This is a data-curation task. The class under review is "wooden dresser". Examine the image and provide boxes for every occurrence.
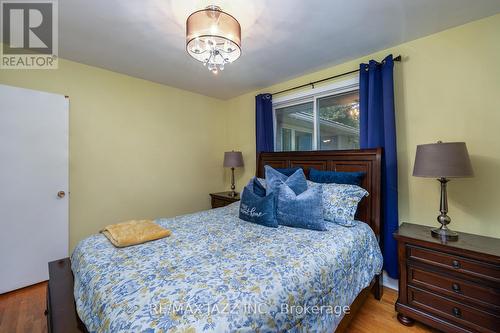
[394,223,500,333]
[209,191,240,208]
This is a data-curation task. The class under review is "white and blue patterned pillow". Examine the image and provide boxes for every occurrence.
[308,181,369,227]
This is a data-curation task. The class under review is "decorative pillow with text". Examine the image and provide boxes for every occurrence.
[239,177,277,227]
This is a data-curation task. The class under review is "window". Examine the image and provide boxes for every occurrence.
[273,78,359,151]
[275,102,313,151]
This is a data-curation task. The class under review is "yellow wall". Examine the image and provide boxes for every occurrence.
[0,59,228,250]
[223,14,500,238]
[1,14,498,251]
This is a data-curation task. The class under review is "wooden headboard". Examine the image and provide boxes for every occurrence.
[256,148,382,237]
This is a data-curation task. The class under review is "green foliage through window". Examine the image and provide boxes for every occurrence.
[319,103,359,129]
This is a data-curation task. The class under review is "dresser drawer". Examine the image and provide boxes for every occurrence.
[211,198,229,208]
[408,286,500,332]
[407,245,500,283]
[408,265,500,309]
[210,192,240,209]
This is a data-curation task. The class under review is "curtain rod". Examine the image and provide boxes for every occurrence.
[271,55,401,96]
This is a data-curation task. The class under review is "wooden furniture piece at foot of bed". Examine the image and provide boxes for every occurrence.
[46,258,88,333]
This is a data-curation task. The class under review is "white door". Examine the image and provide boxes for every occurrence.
[0,84,69,293]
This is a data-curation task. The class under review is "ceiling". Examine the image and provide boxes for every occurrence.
[59,0,500,99]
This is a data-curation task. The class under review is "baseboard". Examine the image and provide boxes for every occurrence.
[382,270,398,291]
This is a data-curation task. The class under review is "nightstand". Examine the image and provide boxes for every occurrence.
[394,223,500,333]
[210,191,240,209]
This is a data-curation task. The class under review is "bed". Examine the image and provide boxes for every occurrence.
[47,148,384,333]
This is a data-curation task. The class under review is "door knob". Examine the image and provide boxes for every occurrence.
[57,191,66,198]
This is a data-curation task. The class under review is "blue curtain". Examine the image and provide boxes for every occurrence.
[359,54,399,279]
[255,94,274,153]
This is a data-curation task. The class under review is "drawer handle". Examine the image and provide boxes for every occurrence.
[452,307,461,318]
[451,283,461,293]
[452,260,461,269]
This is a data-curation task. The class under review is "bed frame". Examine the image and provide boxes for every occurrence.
[47,148,383,333]
[256,149,382,238]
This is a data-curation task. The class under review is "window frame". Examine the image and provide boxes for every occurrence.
[272,77,360,151]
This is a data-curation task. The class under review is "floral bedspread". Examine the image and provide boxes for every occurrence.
[71,202,383,333]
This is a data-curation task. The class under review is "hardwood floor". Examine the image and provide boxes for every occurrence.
[0,284,436,333]
[347,288,438,333]
[0,282,47,333]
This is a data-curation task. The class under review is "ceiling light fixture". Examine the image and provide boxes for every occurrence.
[186,5,241,74]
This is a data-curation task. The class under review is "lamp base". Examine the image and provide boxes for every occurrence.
[431,178,458,242]
[228,191,238,198]
[431,227,458,241]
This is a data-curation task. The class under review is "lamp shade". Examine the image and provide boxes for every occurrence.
[413,142,473,178]
[223,151,244,168]
[186,5,241,72]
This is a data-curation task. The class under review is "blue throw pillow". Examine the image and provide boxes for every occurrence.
[256,177,266,190]
[251,177,267,197]
[239,177,277,227]
[265,165,307,196]
[275,167,302,177]
[276,183,327,231]
[309,168,365,186]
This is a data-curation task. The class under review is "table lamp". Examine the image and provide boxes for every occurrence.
[413,141,473,241]
[224,151,244,197]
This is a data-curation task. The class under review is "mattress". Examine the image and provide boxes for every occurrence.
[71,202,383,332]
